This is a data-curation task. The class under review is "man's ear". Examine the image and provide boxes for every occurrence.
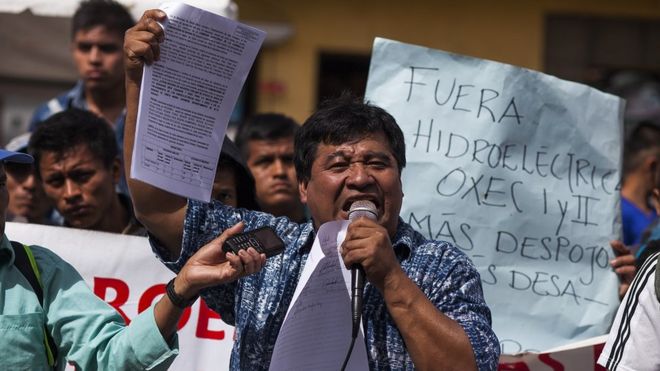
[643,154,658,173]
[646,155,659,185]
[298,180,308,204]
[111,157,122,185]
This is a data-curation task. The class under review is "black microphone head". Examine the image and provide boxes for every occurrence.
[348,200,377,221]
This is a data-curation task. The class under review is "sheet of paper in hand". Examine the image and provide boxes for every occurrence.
[270,220,368,371]
[132,2,264,201]
[364,37,624,353]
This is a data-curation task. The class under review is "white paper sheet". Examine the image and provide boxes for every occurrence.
[364,37,624,352]
[269,220,369,371]
[131,2,264,201]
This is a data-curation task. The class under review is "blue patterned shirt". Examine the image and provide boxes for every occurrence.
[152,200,499,370]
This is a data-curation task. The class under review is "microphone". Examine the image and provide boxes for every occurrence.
[347,200,377,339]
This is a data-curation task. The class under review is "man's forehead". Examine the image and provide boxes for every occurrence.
[73,25,123,42]
[249,137,294,147]
[248,138,294,154]
[40,145,101,168]
[318,134,394,158]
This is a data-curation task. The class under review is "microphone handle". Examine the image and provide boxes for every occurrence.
[351,265,365,339]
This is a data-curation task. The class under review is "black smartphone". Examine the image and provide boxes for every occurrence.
[222,226,285,258]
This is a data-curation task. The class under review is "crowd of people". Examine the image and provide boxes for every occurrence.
[2,0,660,370]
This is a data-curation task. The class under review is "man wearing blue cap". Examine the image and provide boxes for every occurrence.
[0,148,262,369]
[4,132,59,225]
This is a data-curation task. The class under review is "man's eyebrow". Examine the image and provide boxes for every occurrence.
[253,153,275,160]
[43,171,63,180]
[251,156,275,167]
[324,150,393,160]
[363,151,392,160]
[324,151,350,161]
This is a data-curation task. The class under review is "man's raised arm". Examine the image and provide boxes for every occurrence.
[123,10,185,257]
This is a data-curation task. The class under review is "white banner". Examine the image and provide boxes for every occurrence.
[6,222,234,370]
[365,37,624,352]
[498,336,607,371]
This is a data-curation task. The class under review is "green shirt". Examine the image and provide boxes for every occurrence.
[0,234,178,370]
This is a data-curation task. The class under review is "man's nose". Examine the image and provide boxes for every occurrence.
[346,163,373,188]
[89,46,102,63]
[272,159,287,176]
[22,174,37,190]
[63,179,82,201]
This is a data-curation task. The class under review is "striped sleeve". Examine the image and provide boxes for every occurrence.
[598,251,660,370]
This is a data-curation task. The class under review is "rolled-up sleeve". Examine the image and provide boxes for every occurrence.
[37,246,178,370]
[420,241,500,371]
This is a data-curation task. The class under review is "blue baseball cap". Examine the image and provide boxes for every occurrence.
[5,132,30,153]
[0,148,33,164]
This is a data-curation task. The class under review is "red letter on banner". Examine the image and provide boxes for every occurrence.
[593,343,607,371]
[538,354,564,371]
[196,299,225,340]
[138,283,191,330]
[498,362,531,371]
[93,277,131,324]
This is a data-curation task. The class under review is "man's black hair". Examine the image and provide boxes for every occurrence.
[234,113,299,161]
[637,239,660,270]
[71,0,134,39]
[294,94,406,183]
[623,121,660,177]
[218,136,260,211]
[28,109,118,178]
[654,150,660,191]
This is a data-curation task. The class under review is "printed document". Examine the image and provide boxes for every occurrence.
[269,220,369,371]
[132,2,264,201]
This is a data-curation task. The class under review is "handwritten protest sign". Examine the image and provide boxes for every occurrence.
[364,37,624,352]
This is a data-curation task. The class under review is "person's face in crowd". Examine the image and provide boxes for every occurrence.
[5,162,51,222]
[299,131,403,237]
[0,164,9,236]
[38,144,120,230]
[213,165,238,207]
[72,25,124,92]
[246,137,300,213]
